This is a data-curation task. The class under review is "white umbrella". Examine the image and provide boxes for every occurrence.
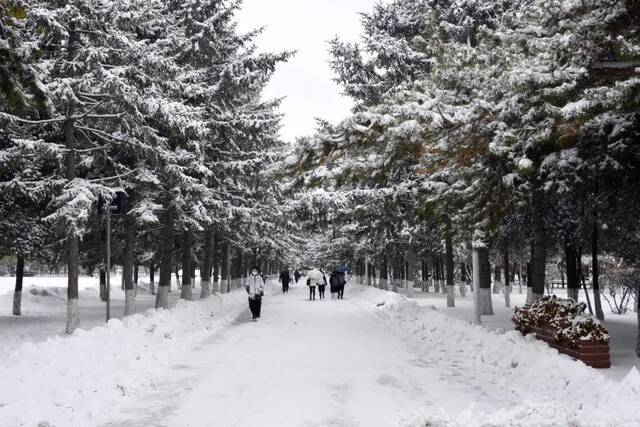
[306,269,325,283]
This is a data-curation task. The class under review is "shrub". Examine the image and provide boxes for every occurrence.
[513,296,609,348]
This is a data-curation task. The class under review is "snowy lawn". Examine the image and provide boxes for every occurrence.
[0,277,249,427]
[0,274,181,357]
[409,286,639,381]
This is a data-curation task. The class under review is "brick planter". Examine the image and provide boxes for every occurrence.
[528,326,611,369]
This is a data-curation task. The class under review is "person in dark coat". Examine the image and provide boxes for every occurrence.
[279,269,291,293]
[329,270,340,299]
[338,271,346,299]
[294,269,300,284]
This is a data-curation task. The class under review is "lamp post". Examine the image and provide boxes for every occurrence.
[104,192,127,322]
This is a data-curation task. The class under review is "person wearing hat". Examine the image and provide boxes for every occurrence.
[246,266,265,321]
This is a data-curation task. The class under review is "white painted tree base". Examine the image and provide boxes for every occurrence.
[446,286,455,307]
[504,286,512,308]
[66,298,80,334]
[526,287,533,305]
[156,286,169,309]
[12,290,21,316]
[124,289,136,316]
[405,281,414,297]
[479,288,494,315]
[181,284,193,300]
[567,288,579,301]
[493,280,502,295]
[200,280,211,298]
[459,284,467,297]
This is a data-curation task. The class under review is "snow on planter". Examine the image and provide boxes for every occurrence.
[513,295,610,368]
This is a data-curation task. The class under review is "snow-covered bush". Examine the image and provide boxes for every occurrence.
[513,296,609,347]
[601,267,639,314]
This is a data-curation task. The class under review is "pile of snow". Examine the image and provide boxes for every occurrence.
[0,289,250,426]
[354,286,640,427]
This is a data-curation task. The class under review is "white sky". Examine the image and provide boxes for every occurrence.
[237,0,381,143]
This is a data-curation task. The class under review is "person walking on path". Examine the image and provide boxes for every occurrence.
[279,269,291,293]
[246,267,265,321]
[307,268,326,300]
[330,270,340,299]
[318,271,327,299]
[338,271,346,299]
[294,269,300,284]
[307,276,316,300]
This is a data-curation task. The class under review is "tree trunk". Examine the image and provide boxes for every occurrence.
[174,264,181,289]
[565,242,579,301]
[459,262,467,297]
[66,232,80,333]
[99,269,107,302]
[503,248,511,308]
[592,220,604,320]
[181,229,193,300]
[433,256,440,293]
[123,216,136,316]
[493,264,502,294]
[200,228,213,298]
[445,223,455,307]
[439,255,446,294]
[212,231,219,291]
[636,287,640,357]
[577,247,594,315]
[191,260,196,289]
[529,188,547,304]
[472,238,483,324]
[392,252,401,292]
[149,265,155,295]
[221,241,230,293]
[64,114,80,334]
[365,255,370,286]
[133,263,139,297]
[156,208,174,309]
[380,252,389,290]
[478,246,494,315]
[12,255,24,315]
[405,248,414,297]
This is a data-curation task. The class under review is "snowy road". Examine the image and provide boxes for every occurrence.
[105,284,474,426]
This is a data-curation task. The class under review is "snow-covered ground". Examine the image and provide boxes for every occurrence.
[0,275,249,427]
[1,277,639,426]
[409,285,639,381]
[0,273,181,357]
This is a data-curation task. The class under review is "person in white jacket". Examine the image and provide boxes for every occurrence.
[306,268,326,300]
[246,267,265,321]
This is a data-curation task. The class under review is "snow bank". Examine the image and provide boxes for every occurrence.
[0,289,249,427]
[353,286,640,427]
